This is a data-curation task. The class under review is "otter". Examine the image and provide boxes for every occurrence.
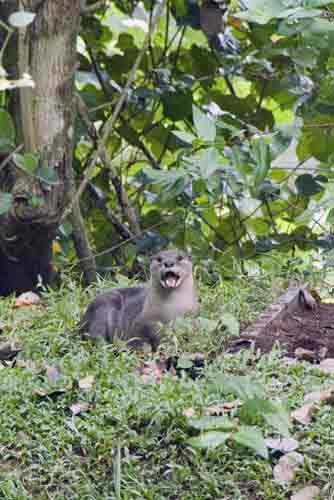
[79,250,198,351]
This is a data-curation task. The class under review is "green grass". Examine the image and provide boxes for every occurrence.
[0,266,333,499]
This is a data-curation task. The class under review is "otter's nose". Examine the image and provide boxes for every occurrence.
[164,260,175,268]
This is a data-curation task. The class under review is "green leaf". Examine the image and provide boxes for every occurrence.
[177,357,193,369]
[188,431,230,449]
[197,148,222,179]
[8,11,36,28]
[0,109,15,152]
[295,174,324,197]
[35,167,59,185]
[233,426,268,459]
[251,138,271,190]
[304,0,334,6]
[213,375,266,401]
[220,313,239,337]
[192,106,216,142]
[0,192,13,215]
[189,416,235,431]
[13,153,39,174]
[263,402,291,437]
[172,131,195,144]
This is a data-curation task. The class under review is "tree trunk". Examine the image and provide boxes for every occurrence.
[0,0,96,295]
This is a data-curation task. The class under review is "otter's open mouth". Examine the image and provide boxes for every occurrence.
[161,271,181,289]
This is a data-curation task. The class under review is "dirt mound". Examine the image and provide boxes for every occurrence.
[228,286,334,358]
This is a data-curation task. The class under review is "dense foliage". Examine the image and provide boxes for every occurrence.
[2,0,334,277]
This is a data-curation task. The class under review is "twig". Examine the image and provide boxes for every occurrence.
[87,182,133,240]
[83,0,106,13]
[74,93,141,236]
[61,0,167,222]
[0,144,24,173]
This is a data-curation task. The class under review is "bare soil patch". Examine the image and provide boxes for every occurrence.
[228,286,334,358]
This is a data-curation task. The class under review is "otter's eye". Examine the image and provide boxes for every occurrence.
[156,256,162,263]
[177,255,183,262]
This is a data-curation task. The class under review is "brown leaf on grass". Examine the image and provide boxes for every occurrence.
[69,402,90,415]
[291,403,317,425]
[14,292,41,308]
[304,387,334,404]
[0,342,22,361]
[319,358,334,374]
[290,485,320,500]
[78,375,95,390]
[33,384,72,398]
[135,361,166,384]
[294,348,316,362]
[273,452,304,483]
[45,364,61,383]
[205,401,239,416]
[265,437,299,453]
[183,408,196,418]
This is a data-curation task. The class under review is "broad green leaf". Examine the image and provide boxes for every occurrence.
[0,192,13,215]
[263,403,291,437]
[192,106,216,142]
[35,167,59,185]
[304,0,334,6]
[9,11,36,28]
[213,375,266,401]
[0,109,15,152]
[233,426,268,459]
[177,357,193,369]
[295,174,324,197]
[188,431,230,449]
[251,138,271,189]
[172,131,195,144]
[221,313,239,337]
[13,153,39,174]
[197,148,222,179]
[189,416,235,431]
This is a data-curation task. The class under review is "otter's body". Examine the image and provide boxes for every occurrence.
[79,250,198,350]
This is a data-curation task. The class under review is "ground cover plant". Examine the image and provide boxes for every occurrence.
[0,262,333,499]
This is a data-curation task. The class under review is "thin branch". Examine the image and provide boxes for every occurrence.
[82,0,106,13]
[0,143,23,173]
[61,0,167,223]
[87,182,133,240]
[74,93,141,236]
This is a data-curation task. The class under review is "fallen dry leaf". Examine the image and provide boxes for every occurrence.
[78,375,95,390]
[304,387,334,404]
[14,291,41,308]
[205,401,238,416]
[265,437,299,453]
[273,452,304,483]
[290,485,320,500]
[319,358,334,374]
[291,403,317,425]
[183,408,196,418]
[294,348,316,362]
[33,384,72,398]
[45,364,61,384]
[135,361,165,384]
[69,402,90,415]
[0,342,22,361]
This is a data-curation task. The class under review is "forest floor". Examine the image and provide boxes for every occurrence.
[0,265,333,499]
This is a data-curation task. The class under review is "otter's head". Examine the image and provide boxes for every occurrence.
[150,250,193,290]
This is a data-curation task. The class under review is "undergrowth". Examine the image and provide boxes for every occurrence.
[0,261,333,499]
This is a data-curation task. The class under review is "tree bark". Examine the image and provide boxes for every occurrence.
[0,0,96,295]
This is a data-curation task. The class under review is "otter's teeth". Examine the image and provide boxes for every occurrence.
[166,276,177,288]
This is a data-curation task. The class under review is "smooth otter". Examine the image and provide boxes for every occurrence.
[79,250,198,351]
